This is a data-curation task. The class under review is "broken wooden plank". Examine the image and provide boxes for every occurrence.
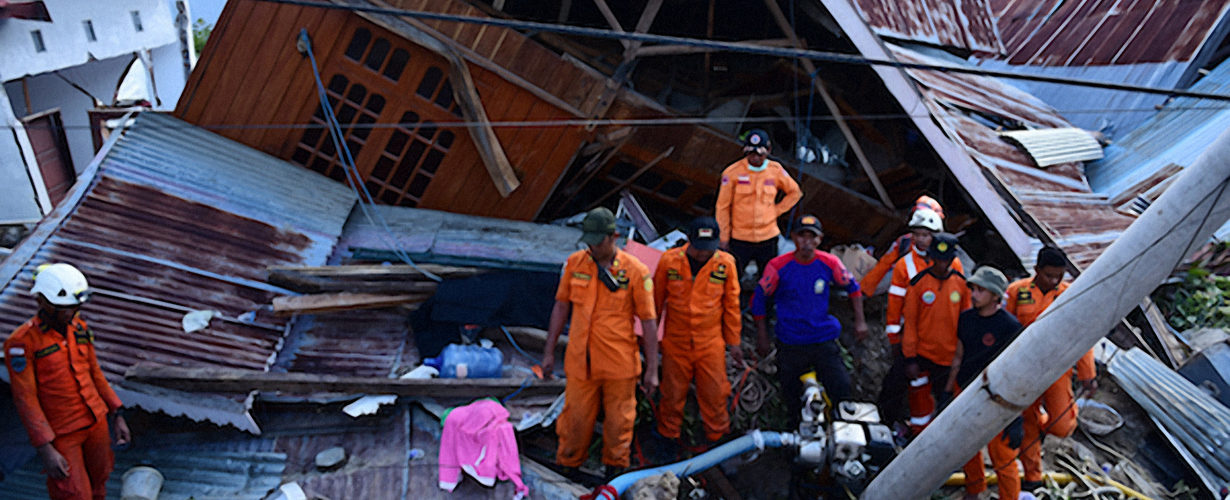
[125,364,567,399]
[267,264,482,293]
[272,292,433,315]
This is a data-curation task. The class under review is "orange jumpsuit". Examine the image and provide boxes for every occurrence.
[1005,278,1096,482]
[877,246,963,345]
[902,270,970,366]
[554,249,656,468]
[652,245,741,442]
[714,158,802,245]
[5,314,122,500]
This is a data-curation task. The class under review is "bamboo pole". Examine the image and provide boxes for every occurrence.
[863,129,1230,498]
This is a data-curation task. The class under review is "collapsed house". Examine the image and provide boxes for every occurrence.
[2,0,1230,497]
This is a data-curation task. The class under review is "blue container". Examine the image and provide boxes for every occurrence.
[424,344,504,379]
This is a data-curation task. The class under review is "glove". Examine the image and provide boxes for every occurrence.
[1003,416,1024,449]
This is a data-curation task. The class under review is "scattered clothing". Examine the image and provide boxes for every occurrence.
[438,399,528,499]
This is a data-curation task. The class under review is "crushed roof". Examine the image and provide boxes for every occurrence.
[888,44,1136,269]
[0,112,357,431]
[850,0,1004,54]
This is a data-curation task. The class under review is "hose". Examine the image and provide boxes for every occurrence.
[601,430,796,497]
[943,472,1151,500]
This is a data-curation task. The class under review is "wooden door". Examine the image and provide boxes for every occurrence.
[21,109,76,207]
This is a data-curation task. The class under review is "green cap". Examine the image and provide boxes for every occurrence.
[579,207,617,246]
[968,266,1008,297]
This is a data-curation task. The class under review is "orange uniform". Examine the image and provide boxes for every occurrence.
[859,233,910,296]
[714,158,802,245]
[554,249,656,467]
[5,313,122,500]
[652,245,741,441]
[902,270,970,365]
[1005,278,1096,482]
[880,247,963,344]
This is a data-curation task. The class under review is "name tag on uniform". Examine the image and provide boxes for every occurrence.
[737,175,751,185]
[1017,289,1034,304]
[666,269,683,281]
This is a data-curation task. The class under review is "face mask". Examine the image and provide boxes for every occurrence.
[747,158,767,171]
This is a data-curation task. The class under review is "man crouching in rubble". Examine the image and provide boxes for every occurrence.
[5,263,130,500]
[541,207,659,478]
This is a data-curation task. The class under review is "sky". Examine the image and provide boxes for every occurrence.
[189,0,228,27]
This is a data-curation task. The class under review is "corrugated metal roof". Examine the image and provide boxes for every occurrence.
[1000,128,1104,167]
[889,44,1135,269]
[1108,347,1230,496]
[989,0,1230,66]
[851,0,1004,54]
[0,112,357,431]
[273,308,411,378]
[976,0,1230,135]
[1089,58,1230,199]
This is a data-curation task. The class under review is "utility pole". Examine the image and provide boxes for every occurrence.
[863,129,1230,498]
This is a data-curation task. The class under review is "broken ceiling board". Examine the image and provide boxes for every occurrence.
[272,292,433,315]
[126,364,567,399]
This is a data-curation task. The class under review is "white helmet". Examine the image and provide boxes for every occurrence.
[30,263,91,306]
[908,208,943,232]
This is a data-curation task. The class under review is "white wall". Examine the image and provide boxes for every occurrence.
[4,53,135,172]
[0,91,48,225]
[0,0,178,82]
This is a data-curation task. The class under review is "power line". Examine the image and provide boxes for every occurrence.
[255,0,1230,102]
[7,102,1230,132]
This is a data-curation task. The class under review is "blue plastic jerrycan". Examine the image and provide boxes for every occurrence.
[424,344,504,379]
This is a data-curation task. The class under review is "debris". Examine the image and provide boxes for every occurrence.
[1076,399,1124,436]
[120,466,164,500]
[342,395,397,418]
[628,471,679,500]
[125,364,565,399]
[265,482,307,500]
[315,447,348,471]
[271,292,433,315]
[181,310,217,333]
[267,264,482,293]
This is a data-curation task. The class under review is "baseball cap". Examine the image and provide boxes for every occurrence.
[929,232,959,260]
[968,266,1008,297]
[794,214,823,236]
[742,129,771,148]
[687,216,721,251]
[579,207,617,246]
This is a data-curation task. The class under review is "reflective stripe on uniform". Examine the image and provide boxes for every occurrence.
[905,251,918,278]
[885,324,902,334]
[909,376,930,387]
[889,285,908,297]
[909,414,933,426]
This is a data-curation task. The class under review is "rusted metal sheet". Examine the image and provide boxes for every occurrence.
[891,45,1135,269]
[274,308,411,378]
[990,0,1230,66]
[0,112,357,431]
[852,0,1004,54]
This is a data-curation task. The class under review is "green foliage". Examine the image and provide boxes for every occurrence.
[192,18,213,55]
[1156,266,1230,330]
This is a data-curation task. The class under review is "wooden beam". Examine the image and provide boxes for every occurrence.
[267,264,483,293]
[590,0,629,49]
[762,0,895,209]
[125,364,567,399]
[556,132,633,210]
[621,0,664,62]
[635,38,793,57]
[272,292,433,315]
[585,146,674,210]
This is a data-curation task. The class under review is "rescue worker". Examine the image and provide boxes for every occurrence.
[714,129,803,285]
[859,195,946,295]
[864,207,958,426]
[1005,246,1098,490]
[541,207,659,475]
[652,217,742,446]
[901,232,969,427]
[5,263,130,500]
[945,266,1024,500]
[752,215,868,424]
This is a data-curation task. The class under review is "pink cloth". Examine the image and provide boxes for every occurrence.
[438,399,528,499]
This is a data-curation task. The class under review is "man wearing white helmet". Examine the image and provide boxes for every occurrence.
[5,263,129,500]
[864,207,963,429]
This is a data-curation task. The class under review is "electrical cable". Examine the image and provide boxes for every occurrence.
[301,29,442,282]
[501,325,539,362]
[253,0,1230,102]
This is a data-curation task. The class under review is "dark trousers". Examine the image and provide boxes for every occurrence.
[729,237,779,284]
[877,344,909,425]
[777,339,852,428]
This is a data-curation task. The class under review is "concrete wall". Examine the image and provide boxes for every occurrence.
[0,91,48,225]
[0,0,178,81]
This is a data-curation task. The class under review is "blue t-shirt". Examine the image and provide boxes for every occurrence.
[751,251,861,345]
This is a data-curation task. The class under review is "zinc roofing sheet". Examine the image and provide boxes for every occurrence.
[0,112,357,430]
[851,0,1005,54]
[890,45,1135,269]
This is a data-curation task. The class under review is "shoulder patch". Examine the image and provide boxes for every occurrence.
[643,277,653,291]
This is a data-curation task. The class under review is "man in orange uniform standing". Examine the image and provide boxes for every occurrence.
[715,129,802,284]
[901,233,970,429]
[863,207,952,426]
[5,263,130,500]
[1005,246,1097,490]
[652,217,742,446]
[542,208,659,475]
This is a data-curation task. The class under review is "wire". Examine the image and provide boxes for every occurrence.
[301,29,443,282]
[254,0,1230,102]
[501,325,539,362]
